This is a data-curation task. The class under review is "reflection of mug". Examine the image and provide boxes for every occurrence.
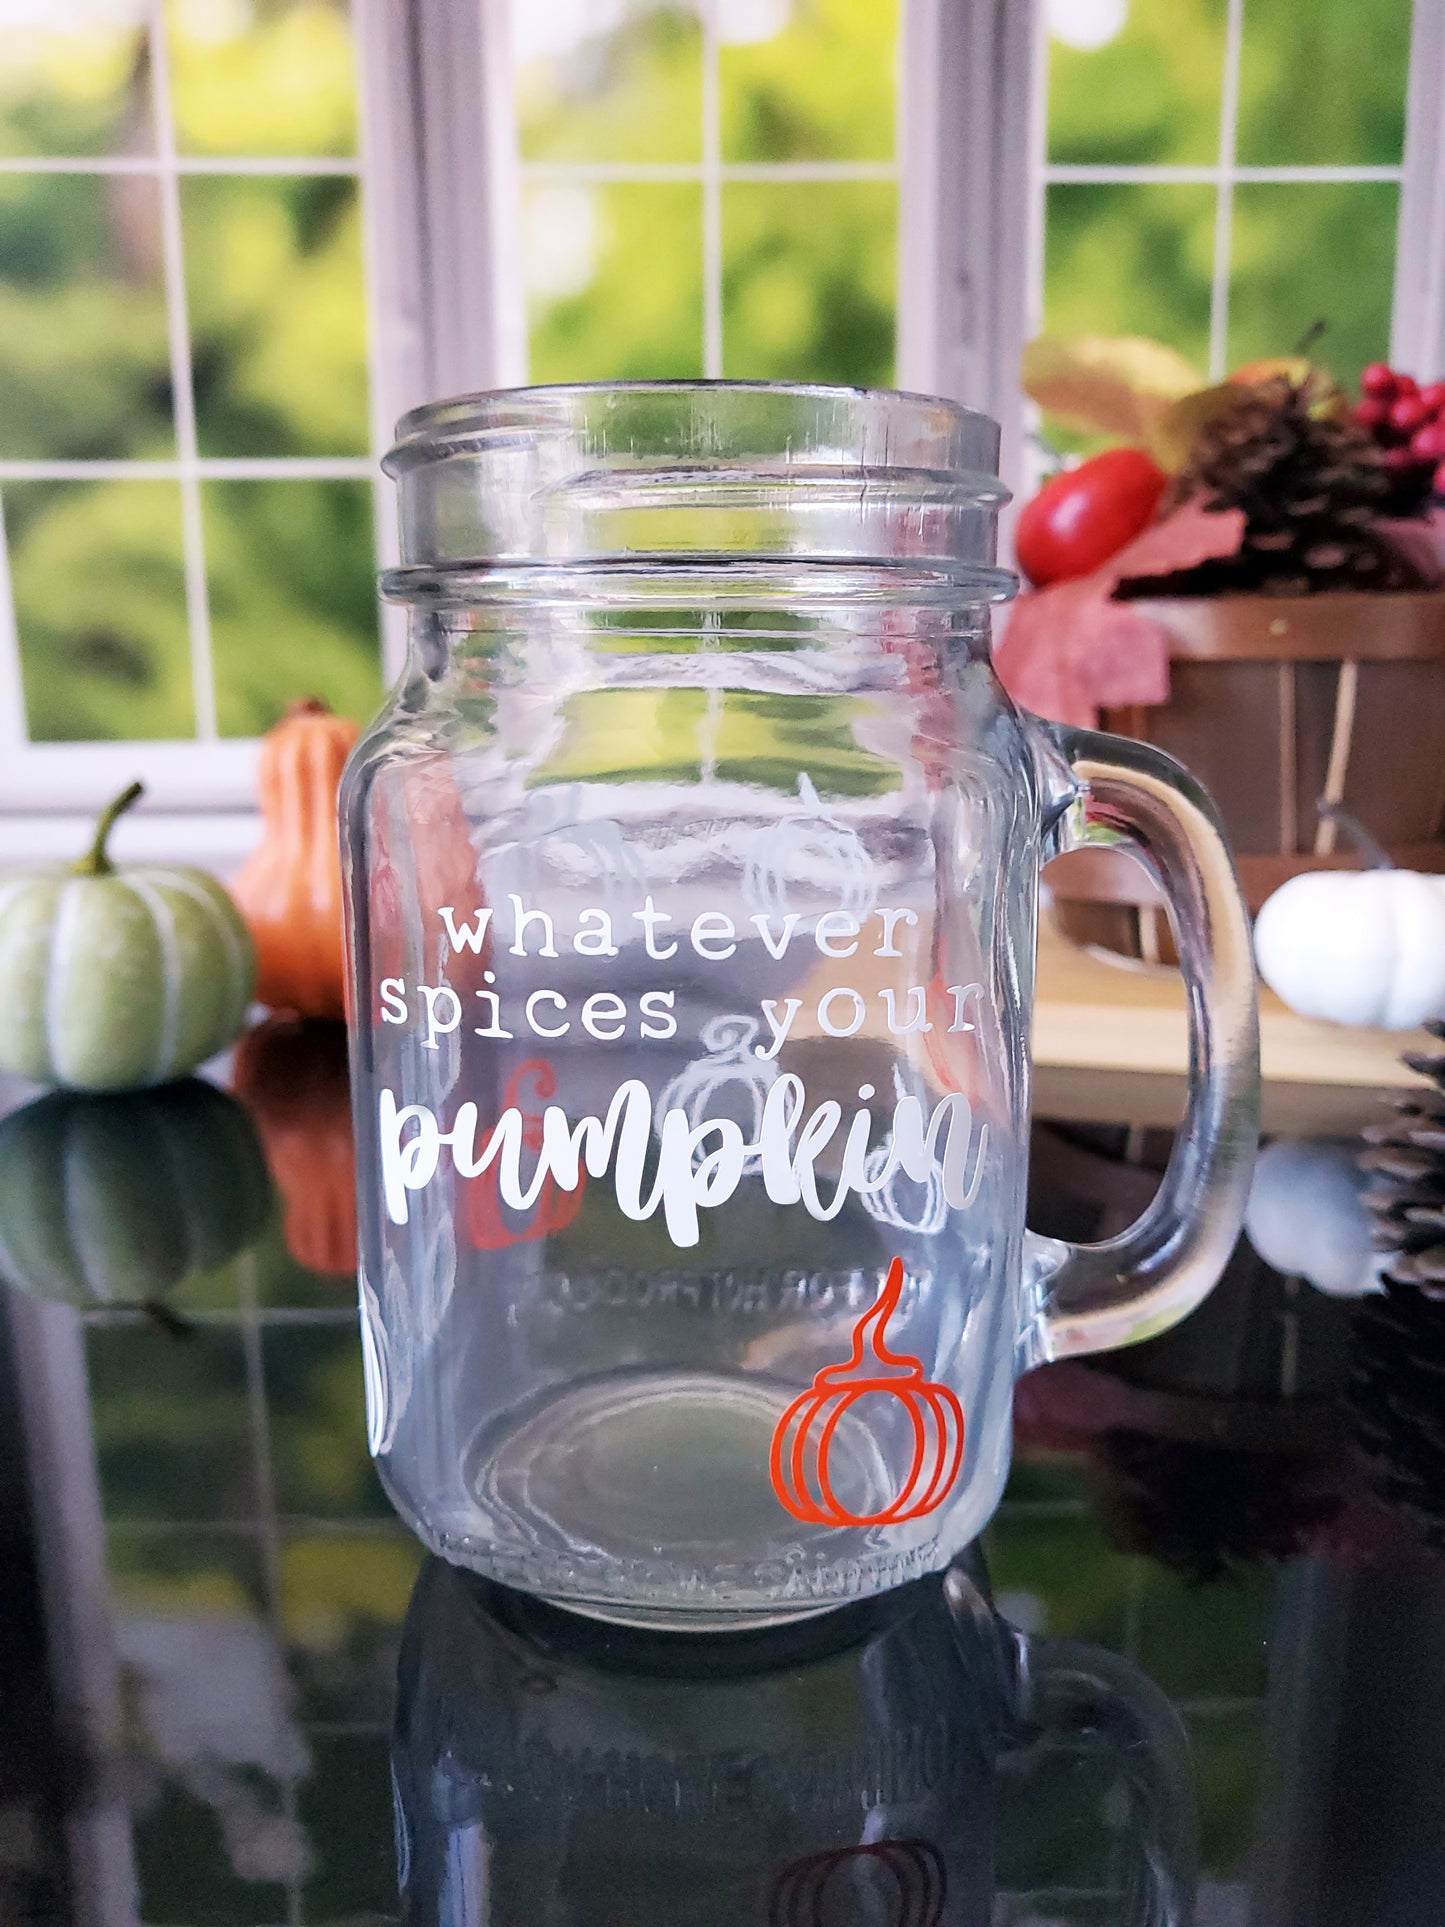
[391,1554,1197,1927]
[770,1839,947,1927]
[344,381,1259,1626]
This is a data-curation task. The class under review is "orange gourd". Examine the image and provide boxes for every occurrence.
[770,1257,964,1527]
[232,699,359,1018]
[232,1014,356,1277]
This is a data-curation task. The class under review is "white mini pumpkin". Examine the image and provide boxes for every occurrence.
[1244,1137,1381,1296]
[1253,868,1445,1030]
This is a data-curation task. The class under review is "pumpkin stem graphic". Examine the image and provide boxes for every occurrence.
[769,1256,965,1528]
[847,1256,913,1373]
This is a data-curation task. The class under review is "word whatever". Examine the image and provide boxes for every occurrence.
[434,897,931,964]
[770,1256,965,1527]
[381,1074,987,1247]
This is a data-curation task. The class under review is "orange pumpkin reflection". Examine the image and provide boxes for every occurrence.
[770,1837,946,1927]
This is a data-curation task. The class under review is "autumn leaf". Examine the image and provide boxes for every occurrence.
[1022,334,1203,443]
[1146,382,1255,472]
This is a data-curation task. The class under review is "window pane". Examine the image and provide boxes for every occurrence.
[89,1321,254,1518]
[1236,0,1410,167]
[721,181,895,384]
[0,174,172,460]
[281,1530,422,1724]
[718,0,896,164]
[1228,182,1397,389]
[513,1,702,164]
[1187,1707,1269,1882]
[165,0,357,158]
[1047,0,1226,167]
[525,182,703,382]
[204,478,381,738]
[8,479,194,742]
[182,175,368,457]
[1043,182,1214,370]
[0,6,152,157]
[109,1527,268,1621]
[265,1325,385,1517]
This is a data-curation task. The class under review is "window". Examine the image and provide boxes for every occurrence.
[3,0,1442,836]
[0,0,383,817]
[1036,0,1415,405]
[511,0,901,387]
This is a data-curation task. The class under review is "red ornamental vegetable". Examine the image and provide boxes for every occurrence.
[1015,447,1168,588]
[769,1257,964,1527]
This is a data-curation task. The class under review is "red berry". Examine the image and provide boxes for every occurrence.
[1389,395,1431,435]
[1420,380,1445,412]
[1394,372,1420,398]
[1384,445,1419,471]
[1411,422,1445,462]
[1361,361,1397,398]
[1354,398,1390,430]
[1435,460,1445,496]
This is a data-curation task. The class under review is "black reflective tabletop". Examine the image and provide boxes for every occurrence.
[2,1049,1444,1927]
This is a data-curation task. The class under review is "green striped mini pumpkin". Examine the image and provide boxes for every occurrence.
[0,783,256,1092]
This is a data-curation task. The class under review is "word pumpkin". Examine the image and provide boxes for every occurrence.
[769,1257,964,1527]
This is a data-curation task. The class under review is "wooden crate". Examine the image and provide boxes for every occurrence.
[1048,589,1445,961]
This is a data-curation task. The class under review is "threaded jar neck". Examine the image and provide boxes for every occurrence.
[382,380,1013,600]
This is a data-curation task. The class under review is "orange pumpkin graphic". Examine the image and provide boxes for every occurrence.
[465,1058,585,1251]
[769,1257,964,1527]
[769,1837,945,1927]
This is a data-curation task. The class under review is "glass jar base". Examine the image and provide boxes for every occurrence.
[428,1366,947,1627]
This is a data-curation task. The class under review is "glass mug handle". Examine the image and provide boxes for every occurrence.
[1012,1634,1200,1924]
[1024,720,1260,1359]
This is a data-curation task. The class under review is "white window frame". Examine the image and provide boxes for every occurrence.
[1032,0,1441,391]
[1018,0,1445,485]
[2,0,1442,862]
[355,0,1037,572]
[0,0,386,852]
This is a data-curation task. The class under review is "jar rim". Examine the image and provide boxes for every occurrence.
[381,555,1017,607]
[383,380,1010,574]
[385,378,1002,478]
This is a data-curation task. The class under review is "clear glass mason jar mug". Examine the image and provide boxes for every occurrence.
[341,382,1259,1630]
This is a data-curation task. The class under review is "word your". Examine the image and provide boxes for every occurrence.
[381,1073,987,1248]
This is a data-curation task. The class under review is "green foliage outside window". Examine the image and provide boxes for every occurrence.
[0,0,1417,747]
[1045,0,1411,402]
[0,0,378,743]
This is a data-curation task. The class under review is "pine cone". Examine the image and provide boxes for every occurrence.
[1350,1282,1445,1552]
[1116,376,1427,598]
[1348,1025,1445,1552]
[1093,1430,1339,1583]
[1360,1021,1445,1295]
